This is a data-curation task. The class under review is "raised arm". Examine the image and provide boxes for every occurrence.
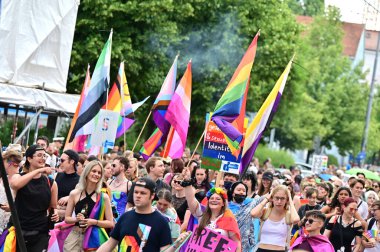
[287,190,300,224]
[251,193,271,218]
[182,167,200,216]
[10,167,51,191]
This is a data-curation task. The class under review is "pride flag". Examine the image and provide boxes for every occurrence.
[104,62,135,138]
[68,30,112,142]
[241,56,294,173]
[140,56,178,159]
[211,32,259,149]
[64,64,91,151]
[164,60,192,158]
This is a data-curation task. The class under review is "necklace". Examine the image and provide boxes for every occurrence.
[341,216,353,227]
[111,178,127,188]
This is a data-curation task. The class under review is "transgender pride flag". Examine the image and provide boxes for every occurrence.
[241,56,294,173]
[164,60,192,159]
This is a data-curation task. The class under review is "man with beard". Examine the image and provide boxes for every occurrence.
[109,157,132,218]
[316,182,330,207]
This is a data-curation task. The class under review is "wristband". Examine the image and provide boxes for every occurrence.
[180,179,193,187]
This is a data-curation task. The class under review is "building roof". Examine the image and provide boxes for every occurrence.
[296,15,364,58]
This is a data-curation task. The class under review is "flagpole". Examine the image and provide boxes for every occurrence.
[186,129,205,168]
[132,110,152,152]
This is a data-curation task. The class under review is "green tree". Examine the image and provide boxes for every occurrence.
[287,0,324,16]
[275,7,369,156]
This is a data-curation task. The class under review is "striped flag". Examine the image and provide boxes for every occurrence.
[163,60,192,159]
[68,30,112,142]
[241,56,294,173]
[64,64,91,151]
[140,56,178,159]
[211,32,259,154]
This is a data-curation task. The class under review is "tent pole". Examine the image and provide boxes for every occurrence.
[14,108,43,144]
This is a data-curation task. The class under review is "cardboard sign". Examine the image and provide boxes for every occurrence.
[201,113,243,174]
[185,225,237,252]
[90,109,119,148]
[311,155,328,173]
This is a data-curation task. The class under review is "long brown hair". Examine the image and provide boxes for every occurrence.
[196,194,227,237]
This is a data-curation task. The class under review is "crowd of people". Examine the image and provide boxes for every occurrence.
[0,136,379,252]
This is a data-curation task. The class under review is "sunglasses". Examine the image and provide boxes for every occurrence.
[173,180,182,184]
[60,159,67,163]
[349,207,358,212]
[304,218,318,224]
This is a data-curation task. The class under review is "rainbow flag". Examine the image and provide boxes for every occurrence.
[68,30,112,142]
[64,65,91,152]
[164,60,192,159]
[104,62,135,138]
[0,226,16,252]
[83,192,109,250]
[140,56,178,159]
[211,32,259,148]
[241,56,294,173]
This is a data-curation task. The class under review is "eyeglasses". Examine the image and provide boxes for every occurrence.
[349,207,358,212]
[34,153,48,159]
[273,197,287,202]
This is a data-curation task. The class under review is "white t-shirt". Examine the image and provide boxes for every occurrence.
[357,199,368,220]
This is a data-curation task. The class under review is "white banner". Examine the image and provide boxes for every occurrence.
[91,110,119,149]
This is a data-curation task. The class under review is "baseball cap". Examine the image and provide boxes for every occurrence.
[24,144,45,168]
[53,137,64,142]
[262,171,274,181]
[63,149,79,163]
[135,177,156,193]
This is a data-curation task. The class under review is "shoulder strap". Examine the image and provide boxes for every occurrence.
[357,200,363,208]
[46,176,53,190]
[368,217,376,230]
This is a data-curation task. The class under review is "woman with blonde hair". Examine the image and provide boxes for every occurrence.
[63,160,114,251]
[251,185,300,252]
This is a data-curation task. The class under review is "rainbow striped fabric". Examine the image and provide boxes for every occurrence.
[65,65,91,152]
[141,56,178,159]
[0,226,16,252]
[241,56,294,173]
[164,60,192,158]
[83,192,109,250]
[68,31,112,142]
[104,62,135,138]
[211,32,259,149]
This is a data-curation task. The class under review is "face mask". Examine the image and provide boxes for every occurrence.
[224,181,233,191]
[233,194,246,204]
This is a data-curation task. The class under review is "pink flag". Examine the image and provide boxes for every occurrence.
[164,60,192,158]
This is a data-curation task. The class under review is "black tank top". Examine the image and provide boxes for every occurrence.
[75,191,96,217]
[14,174,51,232]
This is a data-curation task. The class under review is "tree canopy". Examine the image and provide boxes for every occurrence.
[66,0,379,161]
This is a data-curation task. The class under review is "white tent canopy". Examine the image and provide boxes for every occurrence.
[0,0,79,93]
[0,83,79,114]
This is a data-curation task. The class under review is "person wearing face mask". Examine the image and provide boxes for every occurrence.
[223,172,239,191]
[228,181,264,252]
